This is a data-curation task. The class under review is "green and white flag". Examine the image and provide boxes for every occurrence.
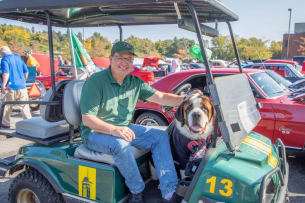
[71,30,99,75]
[189,45,212,62]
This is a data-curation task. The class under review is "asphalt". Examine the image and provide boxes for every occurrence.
[0,111,304,203]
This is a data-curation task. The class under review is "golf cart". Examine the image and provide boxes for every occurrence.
[0,1,288,203]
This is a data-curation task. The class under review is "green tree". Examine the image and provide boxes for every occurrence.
[269,41,282,59]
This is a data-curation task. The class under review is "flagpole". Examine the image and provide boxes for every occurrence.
[68,28,78,80]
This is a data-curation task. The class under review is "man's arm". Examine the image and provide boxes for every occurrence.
[2,73,9,92]
[82,114,135,142]
[147,89,203,107]
[24,72,28,81]
[146,91,184,107]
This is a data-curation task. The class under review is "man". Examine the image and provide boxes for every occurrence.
[171,54,182,73]
[0,46,32,128]
[57,55,65,66]
[24,49,40,75]
[80,42,198,203]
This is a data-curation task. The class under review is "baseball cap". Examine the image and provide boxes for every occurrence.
[111,41,137,56]
[24,49,32,54]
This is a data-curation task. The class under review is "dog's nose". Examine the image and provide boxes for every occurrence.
[192,112,201,118]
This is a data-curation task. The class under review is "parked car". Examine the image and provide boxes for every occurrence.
[189,63,205,69]
[142,56,168,78]
[264,59,303,72]
[293,56,305,66]
[244,63,305,83]
[210,59,237,68]
[158,63,171,72]
[134,68,305,150]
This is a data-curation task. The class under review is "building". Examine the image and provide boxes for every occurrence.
[282,23,305,60]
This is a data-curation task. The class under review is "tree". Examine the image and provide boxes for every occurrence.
[269,41,282,59]
[297,37,305,56]
[77,32,83,41]
[31,26,35,33]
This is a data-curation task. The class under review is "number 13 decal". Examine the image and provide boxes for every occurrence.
[206,176,233,197]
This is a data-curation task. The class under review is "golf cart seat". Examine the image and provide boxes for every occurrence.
[15,80,74,140]
[62,80,150,165]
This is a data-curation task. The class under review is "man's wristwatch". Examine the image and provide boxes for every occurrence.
[183,95,187,101]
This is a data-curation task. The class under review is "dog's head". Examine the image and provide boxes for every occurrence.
[175,94,215,140]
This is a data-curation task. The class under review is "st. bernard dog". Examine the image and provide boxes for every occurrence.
[166,93,215,174]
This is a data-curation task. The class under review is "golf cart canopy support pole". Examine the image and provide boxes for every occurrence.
[186,1,213,85]
[45,10,61,97]
[226,21,242,73]
[118,25,123,41]
[68,28,78,80]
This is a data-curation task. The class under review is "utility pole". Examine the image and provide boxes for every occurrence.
[286,8,292,60]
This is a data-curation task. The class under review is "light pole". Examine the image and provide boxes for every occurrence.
[286,8,292,60]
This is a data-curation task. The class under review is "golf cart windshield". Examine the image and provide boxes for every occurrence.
[212,74,261,151]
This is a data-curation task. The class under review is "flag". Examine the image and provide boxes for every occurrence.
[189,45,212,62]
[71,30,99,76]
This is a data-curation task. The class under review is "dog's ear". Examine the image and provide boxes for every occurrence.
[175,101,186,127]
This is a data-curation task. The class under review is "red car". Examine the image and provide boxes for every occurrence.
[264,59,305,74]
[142,56,168,78]
[134,68,305,150]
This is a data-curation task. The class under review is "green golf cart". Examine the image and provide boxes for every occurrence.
[0,0,288,203]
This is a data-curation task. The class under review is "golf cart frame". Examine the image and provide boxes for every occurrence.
[0,1,288,203]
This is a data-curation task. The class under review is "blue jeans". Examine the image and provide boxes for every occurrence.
[87,124,178,197]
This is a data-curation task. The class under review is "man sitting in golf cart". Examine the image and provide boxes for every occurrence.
[80,41,200,203]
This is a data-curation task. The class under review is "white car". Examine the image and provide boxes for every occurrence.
[211,59,237,68]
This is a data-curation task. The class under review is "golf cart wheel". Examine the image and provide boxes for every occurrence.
[136,112,167,126]
[29,104,40,111]
[9,168,64,203]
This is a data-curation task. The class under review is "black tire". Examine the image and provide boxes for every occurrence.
[135,112,168,126]
[29,104,40,111]
[9,168,64,203]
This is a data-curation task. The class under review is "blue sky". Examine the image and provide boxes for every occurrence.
[0,0,304,45]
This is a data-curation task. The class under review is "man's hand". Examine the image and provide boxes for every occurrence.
[1,87,7,95]
[111,126,135,142]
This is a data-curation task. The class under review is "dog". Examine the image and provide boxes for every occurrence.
[166,93,215,178]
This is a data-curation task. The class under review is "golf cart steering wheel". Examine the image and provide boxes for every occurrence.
[162,83,192,112]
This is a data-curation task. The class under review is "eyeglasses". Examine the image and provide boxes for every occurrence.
[114,55,134,64]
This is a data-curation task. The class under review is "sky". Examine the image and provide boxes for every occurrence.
[0,0,304,45]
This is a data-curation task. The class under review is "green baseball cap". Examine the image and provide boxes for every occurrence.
[23,49,32,54]
[111,41,137,56]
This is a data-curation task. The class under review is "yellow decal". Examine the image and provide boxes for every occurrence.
[219,179,233,197]
[242,136,278,168]
[206,176,233,197]
[78,165,96,200]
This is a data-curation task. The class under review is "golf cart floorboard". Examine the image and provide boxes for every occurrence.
[143,180,163,203]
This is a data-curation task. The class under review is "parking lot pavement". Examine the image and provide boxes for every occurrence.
[287,152,305,203]
[0,110,304,202]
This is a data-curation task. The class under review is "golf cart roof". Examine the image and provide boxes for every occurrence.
[0,0,238,27]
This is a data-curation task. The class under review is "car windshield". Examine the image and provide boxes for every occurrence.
[288,64,303,77]
[295,64,302,71]
[266,70,291,87]
[250,72,287,97]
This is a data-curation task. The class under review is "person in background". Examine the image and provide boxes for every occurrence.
[171,54,182,73]
[24,50,41,75]
[58,55,65,66]
[0,46,32,129]
[64,58,71,65]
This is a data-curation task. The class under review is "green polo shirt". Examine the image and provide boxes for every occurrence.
[80,68,157,147]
